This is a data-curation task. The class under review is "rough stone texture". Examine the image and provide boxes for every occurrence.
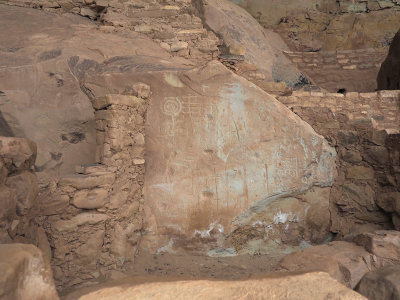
[201,0,307,88]
[0,137,49,254]
[356,264,400,300]
[354,230,400,267]
[284,48,388,92]
[278,91,400,236]
[70,272,366,300]
[117,60,336,256]
[378,29,400,90]
[0,243,59,300]
[41,92,148,289]
[232,0,400,51]
[277,241,375,288]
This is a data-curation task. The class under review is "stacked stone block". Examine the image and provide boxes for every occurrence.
[284,49,388,92]
[278,90,400,237]
[38,85,150,289]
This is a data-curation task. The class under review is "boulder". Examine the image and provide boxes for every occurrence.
[277,241,375,288]
[70,272,366,300]
[202,0,307,87]
[354,230,400,266]
[0,243,59,300]
[356,265,400,300]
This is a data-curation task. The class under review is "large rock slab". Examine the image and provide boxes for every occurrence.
[0,243,59,300]
[203,0,306,87]
[356,265,400,300]
[70,272,366,300]
[139,61,335,253]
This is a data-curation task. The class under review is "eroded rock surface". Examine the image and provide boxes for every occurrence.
[356,264,400,300]
[69,272,366,300]
[137,61,336,254]
[201,0,308,87]
[0,243,59,300]
[277,241,375,288]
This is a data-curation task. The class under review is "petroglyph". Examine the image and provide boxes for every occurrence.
[144,62,336,251]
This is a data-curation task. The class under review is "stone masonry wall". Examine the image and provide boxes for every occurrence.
[278,90,400,238]
[284,49,388,92]
[36,86,150,289]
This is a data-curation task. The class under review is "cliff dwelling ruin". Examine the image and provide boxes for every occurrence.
[0,0,399,299]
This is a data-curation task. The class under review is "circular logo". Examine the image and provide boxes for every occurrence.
[163,98,182,117]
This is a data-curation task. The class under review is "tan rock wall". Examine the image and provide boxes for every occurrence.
[0,0,221,65]
[278,90,400,236]
[284,49,388,92]
[36,88,149,289]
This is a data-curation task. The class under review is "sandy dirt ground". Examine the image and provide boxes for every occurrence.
[63,252,283,299]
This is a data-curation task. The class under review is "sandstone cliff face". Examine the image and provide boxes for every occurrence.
[378,29,400,90]
[232,0,400,51]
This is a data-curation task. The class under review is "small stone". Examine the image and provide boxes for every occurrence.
[346,166,374,180]
[340,149,362,163]
[363,146,389,165]
[337,130,359,145]
[72,188,108,209]
[170,41,188,52]
[80,7,97,19]
[53,213,109,231]
[160,42,171,51]
[59,173,115,189]
[133,159,145,165]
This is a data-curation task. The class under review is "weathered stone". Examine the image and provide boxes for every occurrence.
[170,41,188,52]
[338,130,359,145]
[277,241,374,288]
[346,166,375,180]
[38,193,70,216]
[108,191,129,209]
[5,171,39,216]
[142,61,336,253]
[340,149,362,163]
[92,95,144,110]
[0,243,59,300]
[342,183,375,208]
[363,146,389,165]
[354,230,400,265]
[376,192,400,213]
[71,188,108,209]
[59,173,115,189]
[131,82,151,99]
[70,272,366,300]
[203,0,306,87]
[0,186,17,220]
[110,223,138,262]
[0,137,37,172]
[74,229,105,265]
[53,213,109,231]
[356,265,400,300]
